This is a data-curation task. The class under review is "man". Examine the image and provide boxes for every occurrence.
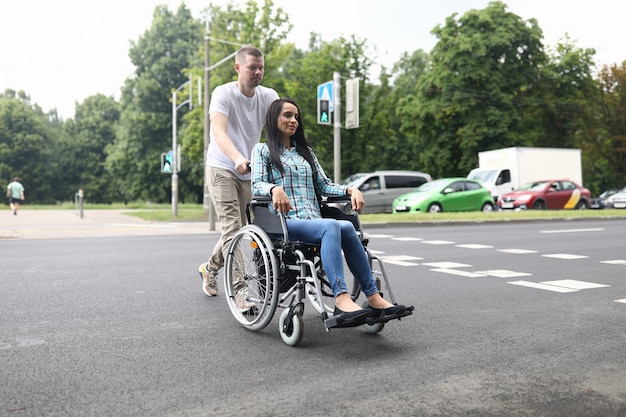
[7,177,25,215]
[199,46,279,311]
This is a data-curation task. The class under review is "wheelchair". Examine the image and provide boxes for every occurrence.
[223,196,411,347]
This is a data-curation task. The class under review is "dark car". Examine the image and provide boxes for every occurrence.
[590,189,619,209]
[498,179,591,210]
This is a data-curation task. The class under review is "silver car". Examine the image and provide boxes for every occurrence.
[340,170,432,213]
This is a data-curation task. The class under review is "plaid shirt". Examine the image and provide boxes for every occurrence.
[251,142,347,219]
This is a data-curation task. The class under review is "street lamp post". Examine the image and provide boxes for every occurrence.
[171,74,195,217]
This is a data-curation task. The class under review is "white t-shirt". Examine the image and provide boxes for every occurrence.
[207,82,279,180]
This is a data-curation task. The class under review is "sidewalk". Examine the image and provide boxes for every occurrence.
[0,208,219,240]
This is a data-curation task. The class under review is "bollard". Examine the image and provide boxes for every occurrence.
[78,189,84,219]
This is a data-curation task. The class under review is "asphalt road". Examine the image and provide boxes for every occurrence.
[1,217,625,416]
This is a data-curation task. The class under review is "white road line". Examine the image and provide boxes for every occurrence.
[498,249,538,254]
[422,261,471,268]
[601,260,626,265]
[365,234,394,238]
[542,280,610,290]
[615,299,626,304]
[542,253,588,260]
[379,255,422,266]
[540,228,604,234]
[380,255,423,261]
[382,260,421,266]
[391,237,423,241]
[431,268,487,277]
[456,244,493,249]
[475,270,533,278]
[422,240,455,245]
[508,281,579,293]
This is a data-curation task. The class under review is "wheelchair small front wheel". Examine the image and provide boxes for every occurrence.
[360,300,384,334]
[279,308,304,347]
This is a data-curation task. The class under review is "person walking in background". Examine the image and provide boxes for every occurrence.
[7,177,25,215]
[198,46,279,311]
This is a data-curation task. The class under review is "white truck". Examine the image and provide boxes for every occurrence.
[467,147,582,203]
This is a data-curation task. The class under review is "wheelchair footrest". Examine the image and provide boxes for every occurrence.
[366,305,414,325]
[324,310,371,330]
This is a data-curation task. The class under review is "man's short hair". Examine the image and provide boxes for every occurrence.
[236,46,263,64]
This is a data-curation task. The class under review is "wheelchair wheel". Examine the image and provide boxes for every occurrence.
[278,308,304,347]
[224,224,279,332]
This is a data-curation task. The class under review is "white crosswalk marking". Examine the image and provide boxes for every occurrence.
[456,244,493,249]
[508,281,579,293]
[497,249,538,254]
[542,253,588,260]
[601,260,626,265]
[422,262,471,268]
[379,255,422,266]
[431,268,487,277]
[542,280,609,290]
[475,270,532,278]
[422,240,455,245]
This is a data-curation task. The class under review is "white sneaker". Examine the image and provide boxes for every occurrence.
[198,263,218,296]
[235,287,257,312]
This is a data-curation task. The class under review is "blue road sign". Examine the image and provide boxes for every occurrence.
[317,81,333,112]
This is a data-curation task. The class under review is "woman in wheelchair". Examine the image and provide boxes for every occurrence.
[250,98,413,327]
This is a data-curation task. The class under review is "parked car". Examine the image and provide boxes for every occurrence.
[341,170,432,213]
[392,178,494,213]
[606,188,626,209]
[590,189,619,209]
[498,179,591,210]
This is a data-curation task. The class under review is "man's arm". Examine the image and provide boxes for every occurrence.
[210,111,250,175]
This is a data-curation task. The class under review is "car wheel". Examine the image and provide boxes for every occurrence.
[428,203,442,213]
[576,200,589,210]
[532,200,546,210]
[481,202,494,212]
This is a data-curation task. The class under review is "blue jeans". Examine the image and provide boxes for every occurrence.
[286,218,379,298]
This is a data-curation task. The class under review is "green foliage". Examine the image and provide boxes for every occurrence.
[60,94,120,203]
[398,1,546,178]
[0,90,58,203]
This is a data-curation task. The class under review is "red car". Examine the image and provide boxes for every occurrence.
[498,179,591,210]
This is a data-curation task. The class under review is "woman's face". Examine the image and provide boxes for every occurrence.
[277,102,299,139]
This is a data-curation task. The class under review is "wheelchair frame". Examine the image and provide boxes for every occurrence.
[223,196,399,346]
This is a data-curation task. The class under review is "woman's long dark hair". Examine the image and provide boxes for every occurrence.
[264,98,315,173]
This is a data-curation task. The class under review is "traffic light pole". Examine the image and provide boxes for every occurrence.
[333,71,341,182]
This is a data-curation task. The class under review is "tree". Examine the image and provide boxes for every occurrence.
[106,4,202,203]
[578,62,626,193]
[178,0,293,201]
[397,1,546,178]
[0,90,58,203]
[60,94,120,203]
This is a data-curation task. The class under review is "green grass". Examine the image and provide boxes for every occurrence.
[17,202,626,223]
[362,209,626,224]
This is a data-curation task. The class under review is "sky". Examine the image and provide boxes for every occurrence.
[1,0,623,119]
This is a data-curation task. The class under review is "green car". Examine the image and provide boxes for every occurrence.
[392,178,495,213]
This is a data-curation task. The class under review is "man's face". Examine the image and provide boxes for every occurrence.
[236,54,265,89]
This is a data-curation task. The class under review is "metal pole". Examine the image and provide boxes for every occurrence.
[171,91,178,217]
[333,71,341,182]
